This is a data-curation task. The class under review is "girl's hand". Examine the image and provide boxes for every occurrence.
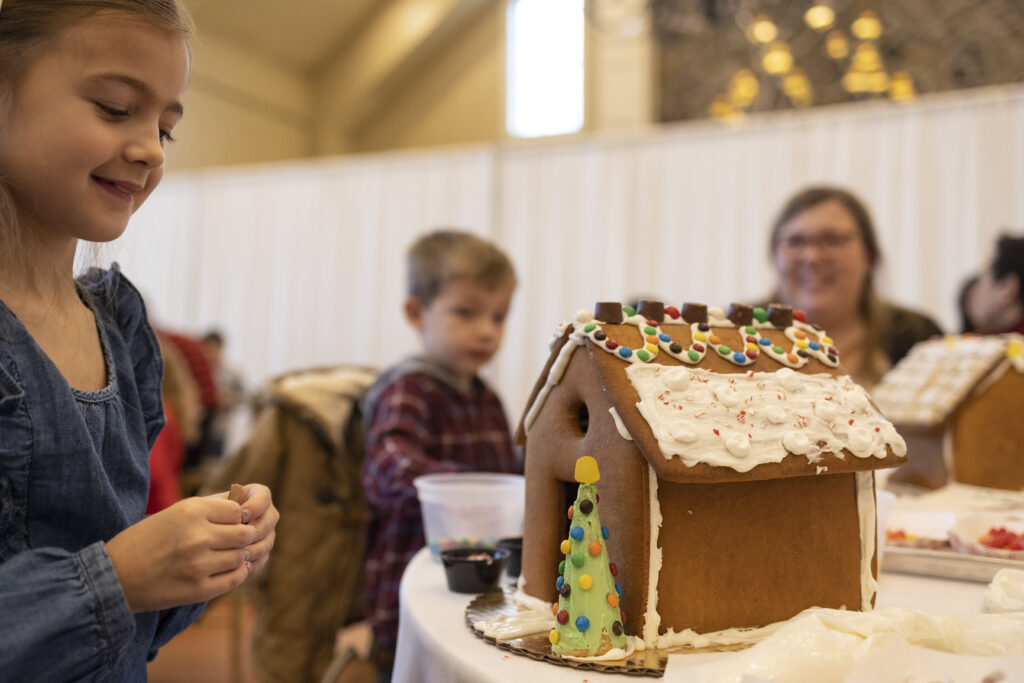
[225,483,279,575]
[105,496,254,613]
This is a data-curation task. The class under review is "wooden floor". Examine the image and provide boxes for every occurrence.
[147,589,260,683]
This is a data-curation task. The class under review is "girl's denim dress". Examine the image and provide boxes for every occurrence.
[0,266,203,681]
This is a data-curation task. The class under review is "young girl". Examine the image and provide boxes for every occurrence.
[0,2,279,679]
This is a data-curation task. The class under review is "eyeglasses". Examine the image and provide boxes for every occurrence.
[776,233,858,254]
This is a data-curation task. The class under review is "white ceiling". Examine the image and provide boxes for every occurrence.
[183,0,382,72]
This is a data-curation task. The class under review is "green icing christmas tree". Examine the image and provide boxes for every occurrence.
[549,456,627,657]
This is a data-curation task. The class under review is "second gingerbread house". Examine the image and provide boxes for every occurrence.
[871,334,1024,491]
[518,300,906,648]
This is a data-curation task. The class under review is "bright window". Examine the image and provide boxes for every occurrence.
[506,0,585,138]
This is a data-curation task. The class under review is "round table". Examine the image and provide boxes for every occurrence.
[392,548,1017,682]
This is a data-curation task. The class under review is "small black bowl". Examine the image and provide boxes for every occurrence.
[440,547,509,594]
[496,537,522,579]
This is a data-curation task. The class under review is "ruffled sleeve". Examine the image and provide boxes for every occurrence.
[77,264,166,448]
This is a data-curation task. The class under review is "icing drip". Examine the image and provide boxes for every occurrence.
[523,330,583,433]
[608,407,632,441]
[856,471,878,611]
[628,366,906,472]
[643,464,663,644]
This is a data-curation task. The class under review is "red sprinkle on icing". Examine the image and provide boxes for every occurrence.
[713,428,720,436]
[875,427,881,432]
[849,419,855,425]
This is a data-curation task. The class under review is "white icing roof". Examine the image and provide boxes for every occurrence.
[628,366,906,472]
[871,335,1024,427]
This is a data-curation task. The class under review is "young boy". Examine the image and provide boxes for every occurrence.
[361,230,523,677]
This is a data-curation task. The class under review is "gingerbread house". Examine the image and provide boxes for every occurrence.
[517,300,906,648]
[871,334,1024,491]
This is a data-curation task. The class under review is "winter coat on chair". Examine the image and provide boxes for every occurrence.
[208,365,377,683]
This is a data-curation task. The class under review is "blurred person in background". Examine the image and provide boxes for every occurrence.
[767,185,942,387]
[959,234,1024,335]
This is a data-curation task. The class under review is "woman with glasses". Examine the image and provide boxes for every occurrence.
[767,185,942,388]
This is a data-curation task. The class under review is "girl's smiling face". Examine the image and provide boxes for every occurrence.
[771,199,873,323]
[0,12,188,245]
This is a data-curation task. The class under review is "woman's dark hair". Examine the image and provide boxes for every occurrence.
[992,233,1024,307]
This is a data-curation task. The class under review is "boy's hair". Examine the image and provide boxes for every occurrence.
[992,233,1024,307]
[0,0,193,269]
[407,230,517,305]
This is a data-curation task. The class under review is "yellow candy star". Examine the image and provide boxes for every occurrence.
[575,456,600,483]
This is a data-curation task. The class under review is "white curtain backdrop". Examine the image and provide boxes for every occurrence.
[107,85,1024,426]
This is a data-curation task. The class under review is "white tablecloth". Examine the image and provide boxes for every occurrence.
[392,547,1024,682]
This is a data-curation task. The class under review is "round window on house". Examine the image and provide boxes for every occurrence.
[569,400,589,436]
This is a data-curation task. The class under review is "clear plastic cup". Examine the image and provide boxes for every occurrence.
[413,472,525,560]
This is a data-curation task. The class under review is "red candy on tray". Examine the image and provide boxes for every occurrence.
[978,526,1024,551]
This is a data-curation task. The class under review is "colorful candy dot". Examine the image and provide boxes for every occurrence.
[567,506,574,520]
[571,551,585,567]
[559,560,565,573]
[644,325,657,335]
[827,353,838,363]
[609,562,618,576]
[745,326,757,335]
[787,353,799,363]
[709,334,722,345]
[607,593,620,608]
[746,349,758,359]
[794,330,807,340]
[645,334,658,344]
[746,342,758,351]
[753,307,768,323]
[560,539,571,554]
[551,602,558,615]
[605,339,619,350]
[559,583,571,597]
[612,621,623,636]
[732,351,746,363]
[698,323,710,332]
[620,609,626,623]
[579,574,594,590]
[687,349,700,362]
[692,343,705,352]
[809,341,821,351]
[575,616,590,632]
[797,349,810,358]
[821,336,834,345]
[602,526,609,539]
[556,576,564,590]
[570,526,584,540]
[583,323,597,333]
[796,339,809,349]
[549,629,559,644]
[759,338,772,346]
[665,306,680,319]
[615,583,621,596]
[772,345,784,354]
[593,330,607,341]
[578,500,593,515]
[556,609,569,625]
[658,333,671,343]
[670,342,683,354]
[589,541,602,556]
[718,345,731,355]
[618,347,633,359]
[694,332,707,342]
[645,343,658,353]
[793,309,807,323]
[622,305,636,316]
[636,349,650,362]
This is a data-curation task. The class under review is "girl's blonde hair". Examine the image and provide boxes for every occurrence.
[0,0,194,270]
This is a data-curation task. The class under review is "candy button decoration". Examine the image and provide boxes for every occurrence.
[579,574,594,590]
[579,499,594,515]
[607,593,619,607]
[549,629,559,644]
[575,616,590,632]
[575,456,600,483]
[560,539,571,554]
[571,551,585,567]
[570,526,584,540]
[556,609,569,625]
[567,505,574,520]
[602,526,609,539]
[589,541,602,556]
[555,576,564,590]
